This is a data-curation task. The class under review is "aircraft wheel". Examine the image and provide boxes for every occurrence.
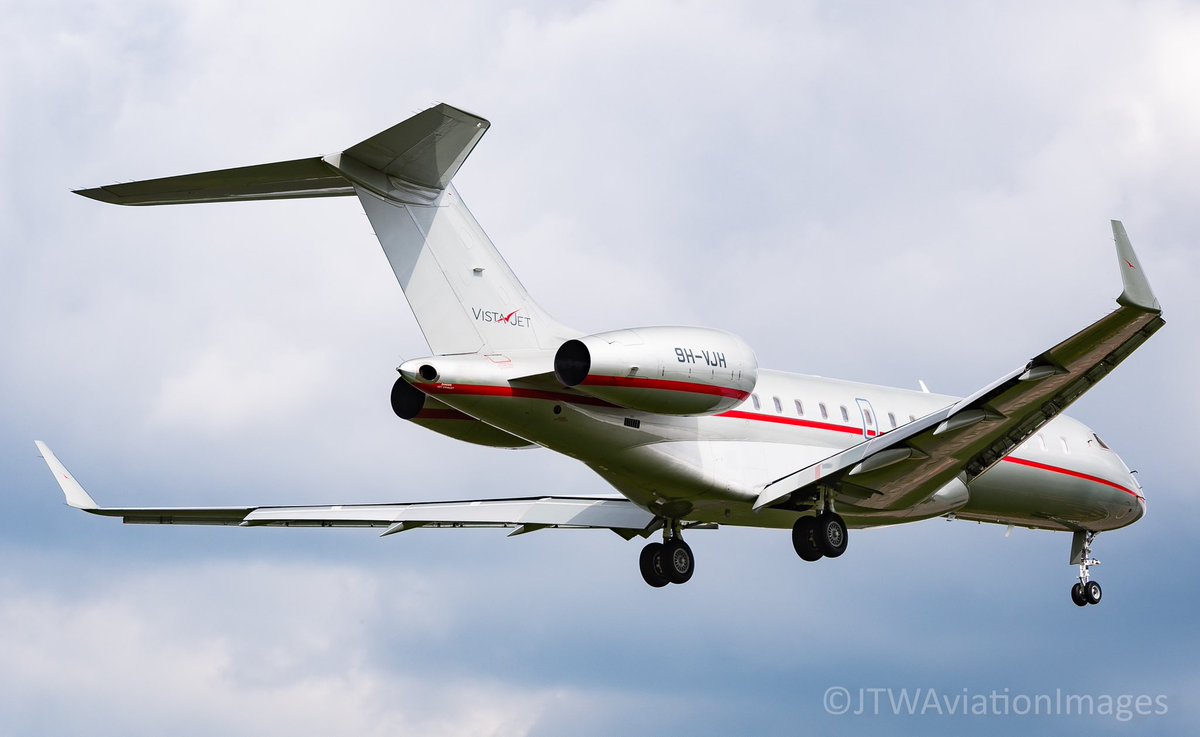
[816,512,848,558]
[1084,580,1102,605]
[1070,582,1087,607]
[663,539,695,584]
[791,516,823,561]
[639,542,669,588]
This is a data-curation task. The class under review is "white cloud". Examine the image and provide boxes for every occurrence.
[148,330,333,432]
[0,560,555,737]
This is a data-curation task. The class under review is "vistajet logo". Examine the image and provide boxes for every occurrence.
[472,307,533,328]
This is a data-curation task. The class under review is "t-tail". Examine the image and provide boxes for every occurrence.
[75,104,577,355]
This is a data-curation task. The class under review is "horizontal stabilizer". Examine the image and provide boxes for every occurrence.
[74,103,489,206]
[75,157,353,206]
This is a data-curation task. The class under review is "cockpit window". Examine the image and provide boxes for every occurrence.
[1093,433,1110,450]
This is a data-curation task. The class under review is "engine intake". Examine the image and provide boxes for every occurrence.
[554,327,757,416]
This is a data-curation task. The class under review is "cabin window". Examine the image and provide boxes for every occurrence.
[794,399,804,416]
[840,406,849,422]
[773,396,782,413]
[888,412,897,428]
[819,403,828,419]
[751,394,760,410]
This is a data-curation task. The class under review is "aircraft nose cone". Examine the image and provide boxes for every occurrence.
[1126,477,1146,523]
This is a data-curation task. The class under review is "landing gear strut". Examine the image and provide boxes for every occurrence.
[640,521,695,587]
[1069,530,1103,607]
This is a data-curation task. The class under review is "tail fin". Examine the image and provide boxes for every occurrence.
[76,103,576,355]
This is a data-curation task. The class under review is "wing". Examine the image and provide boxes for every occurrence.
[755,221,1165,513]
[35,442,657,540]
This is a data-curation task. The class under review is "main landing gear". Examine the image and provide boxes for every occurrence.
[1070,530,1103,607]
[792,512,849,562]
[639,522,694,587]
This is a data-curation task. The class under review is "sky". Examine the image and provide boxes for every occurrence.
[2,0,1199,735]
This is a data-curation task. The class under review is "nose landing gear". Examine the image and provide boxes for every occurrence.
[639,521,695,587]
[1069,530,1103,607]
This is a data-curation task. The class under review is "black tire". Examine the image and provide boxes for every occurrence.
[791,516,823,561]
[1071,582,1087,607]
[662,539,695,584]
[639,542,669,588]
[1084,580,1102,605]
[816,513,848,558]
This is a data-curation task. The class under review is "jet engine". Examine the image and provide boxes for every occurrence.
[554,326,757,416]
[390,377,535,448]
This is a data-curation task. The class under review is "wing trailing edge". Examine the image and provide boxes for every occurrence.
[35,442,657,537]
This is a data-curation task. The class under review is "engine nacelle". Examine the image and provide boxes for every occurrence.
[554,326,758,416]
[391,377,535,449]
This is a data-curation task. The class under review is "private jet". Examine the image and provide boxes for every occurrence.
[38,104,1164,606]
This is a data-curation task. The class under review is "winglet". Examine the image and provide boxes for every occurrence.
[1112,220,1161,312]
[34,441,99,510]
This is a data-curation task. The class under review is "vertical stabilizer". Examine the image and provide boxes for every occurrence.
[325,104,577,355]
[352,183,575,355]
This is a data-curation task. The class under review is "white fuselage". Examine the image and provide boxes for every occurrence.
[402,353,1146,535]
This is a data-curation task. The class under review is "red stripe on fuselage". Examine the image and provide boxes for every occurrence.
[412,383,1134,498]
[1000,456,1140,499]
[718,410,873,436]
[420,382,616,407]
[581,375,751,400]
